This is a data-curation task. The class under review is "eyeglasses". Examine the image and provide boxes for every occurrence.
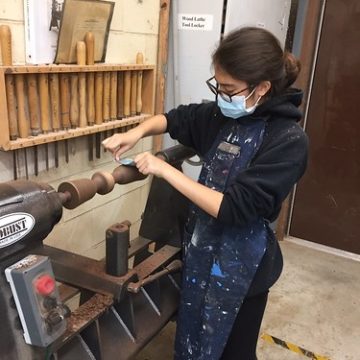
[206,76,252,103]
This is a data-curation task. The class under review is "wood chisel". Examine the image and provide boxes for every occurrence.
[59,73,71,163]
[27,73,40,175]
[130,67,137,116]
[85,32,97,160]
[39,73,51,171]
[0,25,19,179]
[136,52,144,115]
[15,73,30,178]
[117,71,124,120]
[49,73,61,168]
[124,71,131,118]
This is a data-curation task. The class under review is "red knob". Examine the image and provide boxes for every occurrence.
[34,274,55,296]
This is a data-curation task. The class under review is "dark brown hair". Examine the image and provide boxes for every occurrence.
[212,27,301,97]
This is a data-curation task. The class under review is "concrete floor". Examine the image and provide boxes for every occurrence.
[135,240,360,360]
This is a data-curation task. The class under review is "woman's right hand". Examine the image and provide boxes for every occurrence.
[102,129,141,160]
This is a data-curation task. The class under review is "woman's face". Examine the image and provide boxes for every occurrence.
[214,65,270,107]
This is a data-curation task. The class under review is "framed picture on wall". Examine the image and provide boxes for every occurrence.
[54,0,115,64]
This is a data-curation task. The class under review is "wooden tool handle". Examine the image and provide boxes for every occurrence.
[27,74,41,135]
[117,72,124,119]
[110,71,117,120]
[103,71,111,122]
[38,73,51,133]
[78,72,87,128]
[85,32,95,124]
[5,75,18,139]
[95,73,103,125]
[59,74,71,129]
[130,70,137,116]
[49,73,60,131]
[15,75,29,138]
[0,25,12,66]
[124,71,131,117]
[86,73,95,125]
[136,52,144,115]
[70,74,79,128]
[77,41,87,128]
[76,40,86,66]
[0,25,18,139]
[84,32,95,65]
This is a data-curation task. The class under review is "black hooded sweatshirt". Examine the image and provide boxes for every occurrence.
[164,89,308,295]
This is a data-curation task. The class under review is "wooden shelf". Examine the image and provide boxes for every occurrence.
[3,115,150,150]
[0,64,156,151]
[1,63,155,74]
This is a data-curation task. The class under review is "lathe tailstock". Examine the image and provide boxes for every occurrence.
[0,145,196,360]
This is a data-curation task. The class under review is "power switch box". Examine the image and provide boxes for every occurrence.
[5,255,68,347]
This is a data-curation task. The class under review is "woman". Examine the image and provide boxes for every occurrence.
[103,27,308,360]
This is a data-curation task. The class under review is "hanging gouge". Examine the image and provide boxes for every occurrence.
[0,25,19,179]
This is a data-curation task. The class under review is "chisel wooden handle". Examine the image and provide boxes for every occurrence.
[117,72,124,119]
[103,71,111,122]
[124,71,131,117]
[49,73,60,131]
[136,52,144,115]
[85,32,95,125]
[15,75,29,138]
[77,41,87,128]
[110,71,117,120]
[70,74,79,128]
[85,32,94,64]
[60,74,71,129]
[27,74,41,136]
[0,25,12,66]
[95,72,103,125]
[130,70,137,116]
[39,73,51,133]
[5,75,18,139]
[0,25,18,139]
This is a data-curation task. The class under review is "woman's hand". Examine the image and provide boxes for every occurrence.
[134,152,168,178]
[134,151,223,218]
[102,130,141,160]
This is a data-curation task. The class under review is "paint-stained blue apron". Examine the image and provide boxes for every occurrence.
[174,117,269,360]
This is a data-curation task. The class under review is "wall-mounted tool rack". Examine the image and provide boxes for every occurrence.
[0,63,155,151]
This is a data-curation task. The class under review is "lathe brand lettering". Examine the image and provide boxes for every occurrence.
[0,213,35,248]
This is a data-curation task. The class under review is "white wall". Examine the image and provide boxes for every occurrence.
[225,0,292,46]
[0,0,160,259]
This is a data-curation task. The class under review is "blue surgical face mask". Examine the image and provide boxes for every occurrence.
[217,88,261,119]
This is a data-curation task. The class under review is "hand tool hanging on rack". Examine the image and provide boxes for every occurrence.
[117,71,124,121]
[77,40,93,161]
[103,72,111,122]
[49,73,61,168]
[84,32,97,160]
[103,69,111,151]
[39,73,51,171]
[110,70,118,138]
[59,73,71,163]
[130,64,137,117]
[77,41,87,128]
[27,74,41,175]
[95,57,104,156]
[136,52,144,115]
[123,70,131,118]
[14,72,30,179]
[70,69,79,129]
[110,72,117,121]
[0,25,19,179]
